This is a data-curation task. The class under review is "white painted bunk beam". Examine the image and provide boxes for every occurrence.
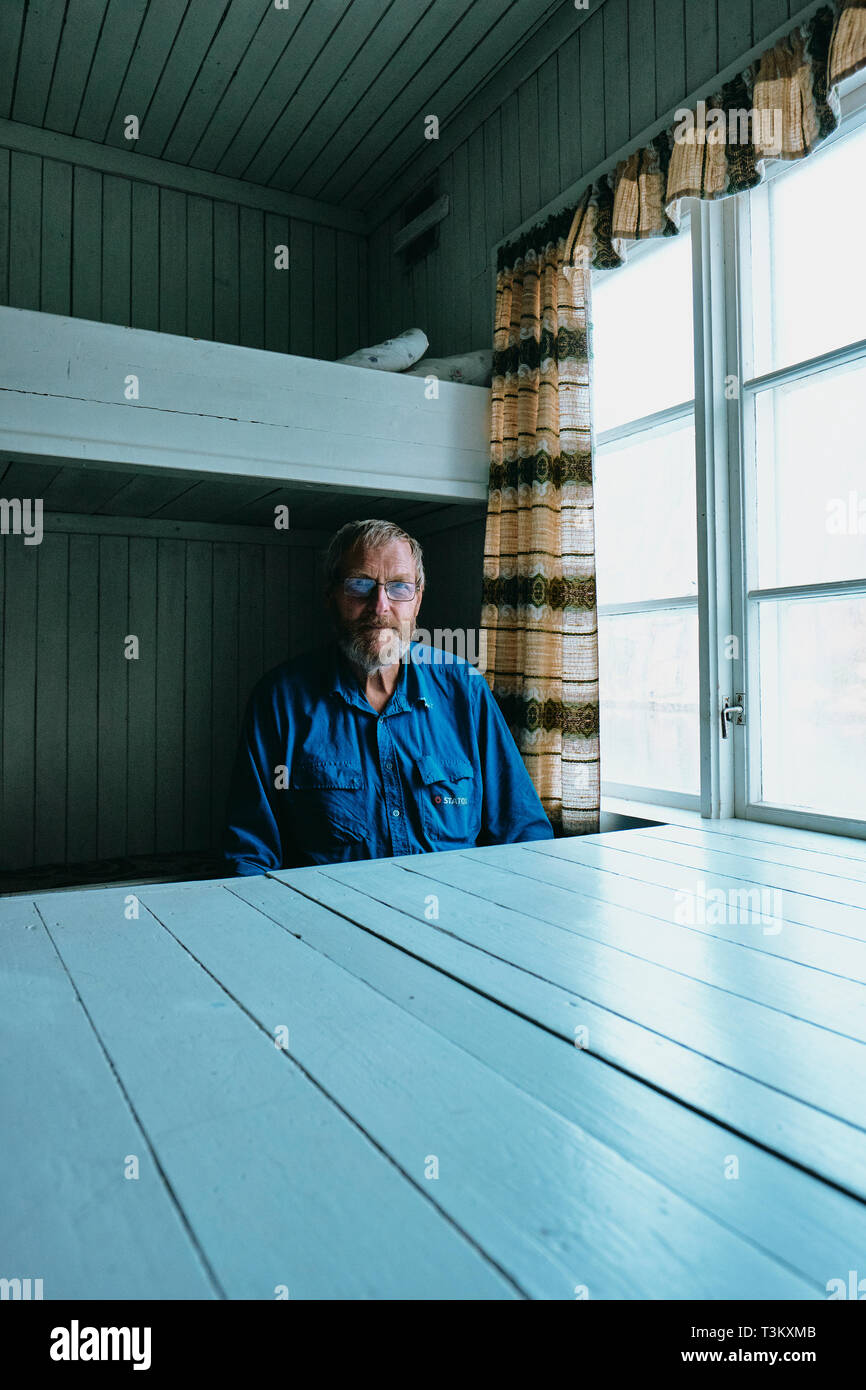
[0,307,491,503]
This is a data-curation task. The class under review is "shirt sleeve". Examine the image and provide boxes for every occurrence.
[469,668,555,846]
[222,687,285,876]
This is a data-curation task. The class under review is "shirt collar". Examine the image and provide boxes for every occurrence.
[327,641,430,716]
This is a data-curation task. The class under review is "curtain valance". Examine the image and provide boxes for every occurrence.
[498,0,866,276]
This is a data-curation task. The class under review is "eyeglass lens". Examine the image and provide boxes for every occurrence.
[343,577,416,599]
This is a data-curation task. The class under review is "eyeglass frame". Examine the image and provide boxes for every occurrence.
[339,575,421,602]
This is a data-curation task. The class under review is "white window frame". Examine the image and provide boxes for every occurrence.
[594,218,701,811]
[699,70,866,837]
[599,70,866,835]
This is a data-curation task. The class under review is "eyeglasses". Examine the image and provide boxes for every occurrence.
[342,576,418,601]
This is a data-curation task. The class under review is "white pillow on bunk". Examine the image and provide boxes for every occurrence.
[337,328,428,371]
[403,349,493,386]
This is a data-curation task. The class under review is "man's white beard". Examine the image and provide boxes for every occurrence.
[337,623,410,674]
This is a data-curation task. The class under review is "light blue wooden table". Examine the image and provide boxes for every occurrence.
[2,822,865,1299]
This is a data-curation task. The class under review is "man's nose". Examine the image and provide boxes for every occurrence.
[373,584,392,614]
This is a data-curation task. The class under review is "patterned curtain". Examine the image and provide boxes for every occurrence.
[483,0,866,837]
[483,216,599,837]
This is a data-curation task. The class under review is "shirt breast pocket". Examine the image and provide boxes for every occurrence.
[289,755,367,847]
[416,754,480,847]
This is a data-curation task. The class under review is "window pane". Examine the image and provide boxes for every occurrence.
[758,594,866,820]
[753,356,866,588]
[749,121,866,375]
[599,608,699,795]
[592,230,694,433]
[595,415,697,604]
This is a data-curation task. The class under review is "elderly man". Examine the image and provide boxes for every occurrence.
[223,518,553,874]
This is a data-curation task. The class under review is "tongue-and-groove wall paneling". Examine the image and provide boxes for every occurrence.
[0,2,803,365]
[365,0,809,361]
[0,146,367,361]
[0,524,326,873]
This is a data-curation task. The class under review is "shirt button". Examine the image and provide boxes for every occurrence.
[384,760,394,771]
[392,808,400,817]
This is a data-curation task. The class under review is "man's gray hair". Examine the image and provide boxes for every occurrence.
[323,519,425,593]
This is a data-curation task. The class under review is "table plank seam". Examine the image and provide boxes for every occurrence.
[613,827,866,890]
[383,861,866,1049]
[145,891,532,1300]
[257,873,866,1210]
[213,890,849,1294]
[532,837,866,912]
[228,885,866,1286]
[632,826,866,883]
[649,818,866,855]
[32,900,227,1300]
[467,843,866,953]
[455,849,866,988]
[520,842,866,942]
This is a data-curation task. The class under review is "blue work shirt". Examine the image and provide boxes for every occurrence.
[223,641,554,875]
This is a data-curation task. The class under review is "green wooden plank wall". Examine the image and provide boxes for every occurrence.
[365,0,811,357]
[0,148,368,359]
[418,515,487,646]
[0,525,328,873]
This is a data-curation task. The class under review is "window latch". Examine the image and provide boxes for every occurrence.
[720,694,745,740]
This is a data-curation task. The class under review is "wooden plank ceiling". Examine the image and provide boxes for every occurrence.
[1,0,567,214]
[0,457,478,530]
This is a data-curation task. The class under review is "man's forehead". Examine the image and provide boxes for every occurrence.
[343,539,415,571]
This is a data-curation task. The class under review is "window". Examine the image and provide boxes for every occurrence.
[592,226,700,808]
[591,73,866,834]
[734,104,866,826]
